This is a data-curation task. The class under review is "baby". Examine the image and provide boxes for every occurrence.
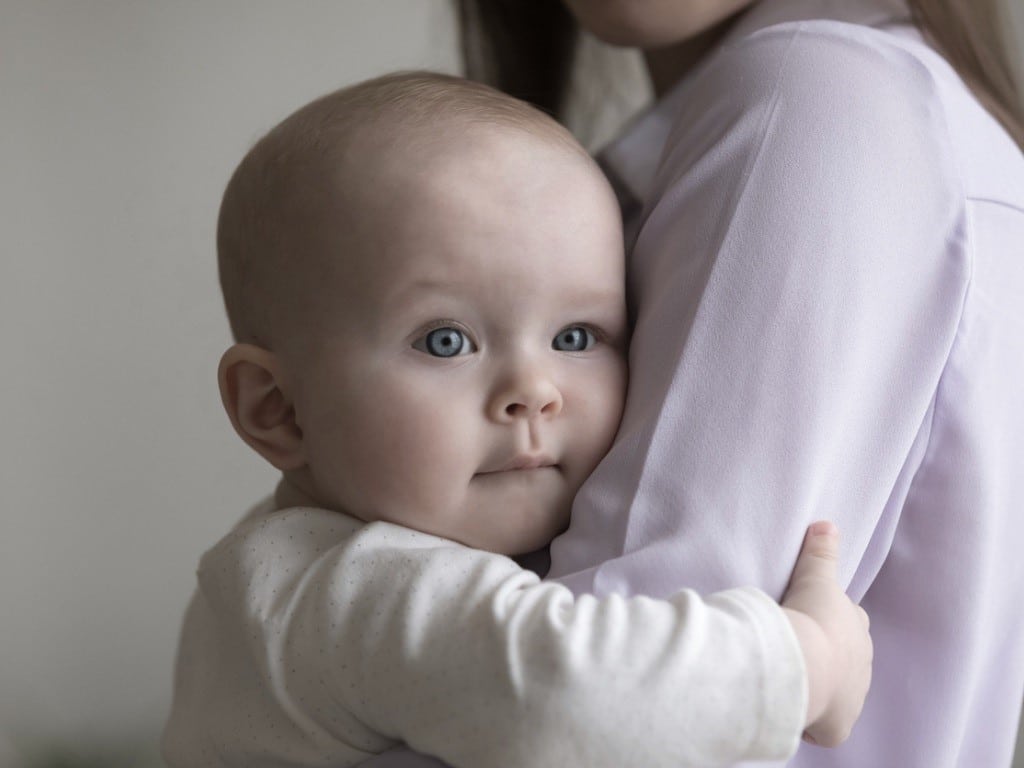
[162,72,871,768]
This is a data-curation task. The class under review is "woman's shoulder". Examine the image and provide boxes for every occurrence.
[659,19,965,214]
[712,20,947,140]
[703,19,1022,206]
[642,20,981,289]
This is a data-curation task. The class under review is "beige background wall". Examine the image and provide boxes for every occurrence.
[2,2,1022,766]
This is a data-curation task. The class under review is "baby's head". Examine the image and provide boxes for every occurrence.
[217,72,627,555]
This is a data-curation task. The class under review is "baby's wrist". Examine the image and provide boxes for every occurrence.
[782,607,834,728]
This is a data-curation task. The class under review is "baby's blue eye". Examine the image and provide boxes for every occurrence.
[552,326,596,352]
[421,327,475,357]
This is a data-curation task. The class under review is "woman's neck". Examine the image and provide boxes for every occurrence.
[642,12,746,98]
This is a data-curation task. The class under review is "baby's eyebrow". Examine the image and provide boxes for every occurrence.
[389,280,624,308]
[558,289,624,308]
[386,278,474,304]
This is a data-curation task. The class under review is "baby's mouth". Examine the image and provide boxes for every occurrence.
[477,454,560,475]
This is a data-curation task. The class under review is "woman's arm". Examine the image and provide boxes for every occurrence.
[551,23,967,604]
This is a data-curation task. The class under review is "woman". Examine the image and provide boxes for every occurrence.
[370,0,1024,765]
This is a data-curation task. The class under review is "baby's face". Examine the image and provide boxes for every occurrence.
[289,126,627,554]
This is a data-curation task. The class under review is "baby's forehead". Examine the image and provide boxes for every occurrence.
[300,120,571,244]
[218,73,594,348]
[340,114,576,184]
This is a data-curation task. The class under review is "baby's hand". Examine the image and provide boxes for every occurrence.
[781,522,872,748]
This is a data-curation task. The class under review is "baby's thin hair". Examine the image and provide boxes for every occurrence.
[218,71,583,347]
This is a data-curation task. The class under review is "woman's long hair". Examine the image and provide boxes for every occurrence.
[457,0,1024,151]
[908,0,1024,149]
[457,1,579,119]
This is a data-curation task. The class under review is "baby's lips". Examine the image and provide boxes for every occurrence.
[479,454,558,474]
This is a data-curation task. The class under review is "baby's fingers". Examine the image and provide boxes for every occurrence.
[789,521,840,587]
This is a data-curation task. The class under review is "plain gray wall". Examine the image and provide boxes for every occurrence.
[1,1,460,761]
[2,1,1022,765]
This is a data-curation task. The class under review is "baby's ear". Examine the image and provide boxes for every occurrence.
[218,344,305,471]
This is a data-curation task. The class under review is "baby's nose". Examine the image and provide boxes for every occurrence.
[488,367,563,422]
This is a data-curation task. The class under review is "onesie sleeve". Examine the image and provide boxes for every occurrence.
[178,509,806,768]
[549,23,970,601]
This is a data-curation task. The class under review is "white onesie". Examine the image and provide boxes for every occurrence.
[162,496,806,768]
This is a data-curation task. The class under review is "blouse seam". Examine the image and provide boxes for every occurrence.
[914,207,973,480]
[965,197,1024,216]
[909,60,975,480]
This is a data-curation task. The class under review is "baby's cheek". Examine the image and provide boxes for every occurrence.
[574,367,626,459]
[360,405,474,522]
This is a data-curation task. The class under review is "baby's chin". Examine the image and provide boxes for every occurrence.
[470,507,572,557]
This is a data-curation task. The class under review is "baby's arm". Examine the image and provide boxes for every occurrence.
[354,522,872,768]
[179,510,868,768]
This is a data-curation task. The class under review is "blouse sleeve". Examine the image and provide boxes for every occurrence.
[549,22,970,602]
[168,510,806,768]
